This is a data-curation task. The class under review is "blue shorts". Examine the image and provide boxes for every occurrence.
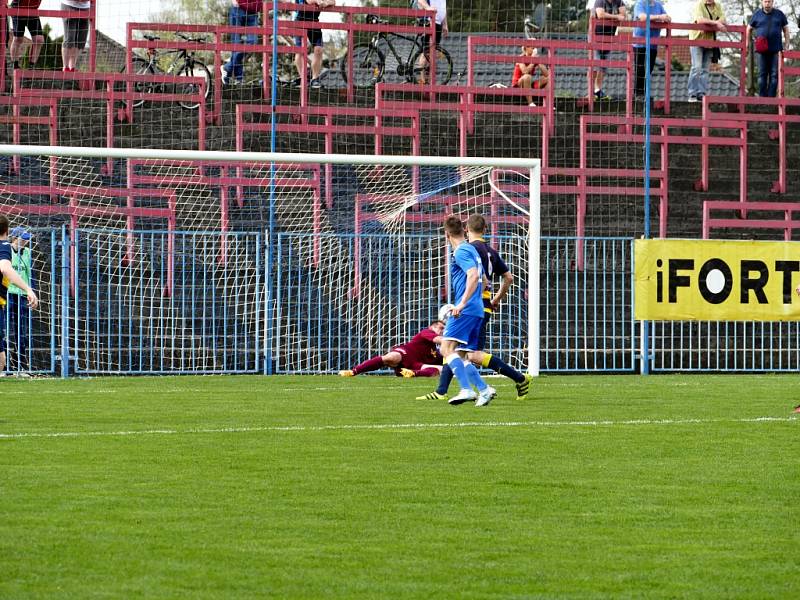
[0,307,6,353]
[443,314,484,352]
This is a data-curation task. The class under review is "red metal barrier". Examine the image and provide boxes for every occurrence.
[0,96,58,184]
[126,5,434,124]
[701,95,800,195]
[0,4,97,92]
[0,186,176,295]
[236,103,420,212]
[13,69,207,176]
[703,200,800,240]
[375,83,549,162]
[779,50,800,96]
[127,158,320,262]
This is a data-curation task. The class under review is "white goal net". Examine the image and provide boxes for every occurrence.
[0,145,539,376]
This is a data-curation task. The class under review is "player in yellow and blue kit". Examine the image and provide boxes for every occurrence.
[434,215,497,406]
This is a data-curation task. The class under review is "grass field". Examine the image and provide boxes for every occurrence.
[1,374,799,598]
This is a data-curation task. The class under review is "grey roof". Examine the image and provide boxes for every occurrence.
[320,32,742,101]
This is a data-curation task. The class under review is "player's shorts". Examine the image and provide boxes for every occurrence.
[11,15,44,38]
[593,49,610,73]
[295,10,323,48]
[62,4,90,49]
[0,307,6,353]
[418,22,443,48]
[442,314,484,352]
[476,312,492,351]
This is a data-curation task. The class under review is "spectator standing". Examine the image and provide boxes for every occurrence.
[688,0,727,102]
[747,0,789,97]
[414,0,447,83]
[632,0,671,98]
[7,226,33,368]
[9,0,45,70]
[221,0,261,85]
[511,45,549,106]
[0,216,38,375]
[592,0,627,100]
[61,0,90,72]
[294,0,335,89]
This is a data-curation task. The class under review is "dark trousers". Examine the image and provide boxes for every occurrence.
[757,51,780,97]
[634,46,658,96]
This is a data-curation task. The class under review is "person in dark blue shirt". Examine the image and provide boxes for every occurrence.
[0,215,39,374]
[747,0,790,97]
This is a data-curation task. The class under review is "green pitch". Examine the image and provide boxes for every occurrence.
[1,374,798,598]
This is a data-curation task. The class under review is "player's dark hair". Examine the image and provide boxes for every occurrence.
[443,215,464,236]
[430,320,445,328]
[0,215,8,236]
[467,214,486,233]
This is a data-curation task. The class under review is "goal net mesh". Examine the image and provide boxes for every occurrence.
[0,149,534,375]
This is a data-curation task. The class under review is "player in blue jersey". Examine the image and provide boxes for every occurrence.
[417,214,533,402]
[0,215,39,374]
[432,215,496,406]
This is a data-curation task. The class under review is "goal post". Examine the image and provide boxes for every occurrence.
[0,144,540,376]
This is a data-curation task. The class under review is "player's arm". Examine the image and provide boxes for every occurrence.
[0,259,38,309]
[491,271,514,310]
[452,266,480,317]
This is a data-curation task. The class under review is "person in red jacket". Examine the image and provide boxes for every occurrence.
[339,321,445,378]
[8,0,44,70]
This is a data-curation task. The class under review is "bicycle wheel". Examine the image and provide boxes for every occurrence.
[121,57,156,108]
[409,45,453,85]
[176,60,212,110]
[341,43,385,88]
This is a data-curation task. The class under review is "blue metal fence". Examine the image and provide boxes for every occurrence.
[5,229,800,376]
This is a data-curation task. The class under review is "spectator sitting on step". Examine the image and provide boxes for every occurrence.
[9,0,45,70]
[512,45,549,106]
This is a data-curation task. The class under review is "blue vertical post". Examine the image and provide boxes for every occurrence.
[262,0,280,375]
[641,2,653,375]
[60,226,70,378]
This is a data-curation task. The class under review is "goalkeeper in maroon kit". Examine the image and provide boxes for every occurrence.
[339,321,445,378]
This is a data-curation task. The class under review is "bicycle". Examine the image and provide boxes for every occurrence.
[124,33,213,110]
[340,14,453,88]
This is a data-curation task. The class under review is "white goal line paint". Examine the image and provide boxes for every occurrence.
[0,416,795,440]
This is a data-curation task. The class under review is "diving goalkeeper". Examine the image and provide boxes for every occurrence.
[339,320,445,378]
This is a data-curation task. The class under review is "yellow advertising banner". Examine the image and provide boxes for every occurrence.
[635,239,800,321]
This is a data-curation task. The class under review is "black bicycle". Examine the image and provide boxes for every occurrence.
[340,14,453,88]
[124,33,212,110]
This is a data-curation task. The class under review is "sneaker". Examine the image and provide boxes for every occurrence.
[475,385,497,407]
[338,369,354,377]
[688,95,699,103]
[221,65,230,85]
[448,388,478,405]
[515,373,534,401]
[415,391,448,401]
[528,101,537,107]
[594,89,610,100]
[309,78,322,89]
[400,368,415,378]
